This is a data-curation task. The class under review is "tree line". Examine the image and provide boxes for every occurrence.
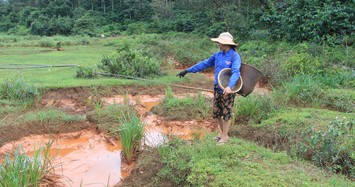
[0,0,354,43]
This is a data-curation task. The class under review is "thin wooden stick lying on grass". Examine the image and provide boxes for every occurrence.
[97,72,214,93]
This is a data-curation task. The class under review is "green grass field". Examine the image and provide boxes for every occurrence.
[0,45,131,88]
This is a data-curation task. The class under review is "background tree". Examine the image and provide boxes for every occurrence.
[0,0,353,43]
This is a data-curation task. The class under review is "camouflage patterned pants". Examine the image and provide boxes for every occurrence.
[212,86,236,120]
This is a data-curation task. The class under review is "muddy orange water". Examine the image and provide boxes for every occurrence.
[0,130,126,186]
[0,94,214,187]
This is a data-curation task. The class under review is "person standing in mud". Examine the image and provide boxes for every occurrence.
[177,32,241,144]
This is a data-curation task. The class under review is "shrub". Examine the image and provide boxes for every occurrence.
[38,38,55,48]
[300,117,354,179]
[258,58,287,86]
[76,66,97,79]
[164,33,214,66]
[282,52,322,76]
[125,22,150,35]
[98,42,162,78]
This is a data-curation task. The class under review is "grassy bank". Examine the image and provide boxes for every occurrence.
[122,137,353,186]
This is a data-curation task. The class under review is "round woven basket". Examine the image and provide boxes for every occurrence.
[217,64,263,96]
[237,63,263,97]
[217,68,243,93]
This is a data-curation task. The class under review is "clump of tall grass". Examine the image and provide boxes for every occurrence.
[116,112,144,164]
[273,74,354,112]
[0,75,39,104]
[0,143,55,187]
[234,93,278,124]
[273,74,324,107]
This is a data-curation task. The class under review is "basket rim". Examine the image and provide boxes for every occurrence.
[217,68,243,93]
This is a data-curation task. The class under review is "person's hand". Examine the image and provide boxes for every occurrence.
[177,70,188,78]
[223,86,232,95]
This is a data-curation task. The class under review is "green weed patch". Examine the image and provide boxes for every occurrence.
[0,100,26,120]
[300,118,354,178]
[322,89,354,113]
[152,87,212,120]
[0,34,97,47]
[122,137,353,186]
[234,93,279,124]
[273,75,354,112]
[23,109,85,125]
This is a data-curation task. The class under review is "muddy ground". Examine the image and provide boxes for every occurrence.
[0,73,270,186]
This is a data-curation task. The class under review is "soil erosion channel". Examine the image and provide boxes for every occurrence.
[0,93,215,187]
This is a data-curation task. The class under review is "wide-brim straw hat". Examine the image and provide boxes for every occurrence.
[217,68,243,93]
[211,32,237,46]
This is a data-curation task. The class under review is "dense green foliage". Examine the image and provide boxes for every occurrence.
[264,0,355,43]
[301,118,354,178]
[98,42,162,78]
[0,0,353,43]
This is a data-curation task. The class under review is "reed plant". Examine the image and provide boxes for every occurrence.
[0,143,55,187]
[117,112,144,164]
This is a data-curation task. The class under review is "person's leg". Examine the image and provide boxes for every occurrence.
[218,93,236,144]
[212,86,223,140]
[219,118,231,142]
[214,117,223,140]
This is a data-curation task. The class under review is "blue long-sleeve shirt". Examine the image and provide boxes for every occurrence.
[187,49,241,91]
